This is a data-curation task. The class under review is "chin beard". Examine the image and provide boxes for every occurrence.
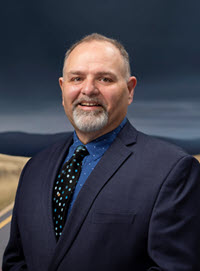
[72,107,108,133]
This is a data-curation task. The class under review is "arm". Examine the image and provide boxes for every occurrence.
[2,164,29,271]
[147,156,200,271]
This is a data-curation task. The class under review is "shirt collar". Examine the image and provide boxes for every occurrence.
[72,118,127,160]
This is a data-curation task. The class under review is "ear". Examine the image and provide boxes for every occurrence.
[59,77,64,90]
[59,77,64,106]
[127,76,137,105]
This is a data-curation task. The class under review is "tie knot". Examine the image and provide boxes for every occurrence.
[73,145,89,161]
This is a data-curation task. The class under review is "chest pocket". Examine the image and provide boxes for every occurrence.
[91,211,135,224]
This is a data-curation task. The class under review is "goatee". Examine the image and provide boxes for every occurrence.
[73,104,108,133]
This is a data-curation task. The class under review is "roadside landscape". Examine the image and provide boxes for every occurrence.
[0,154,30,211]
[196,154,200,162]
[0,153,200,211]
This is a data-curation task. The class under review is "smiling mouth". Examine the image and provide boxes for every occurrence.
[79,102,101,107]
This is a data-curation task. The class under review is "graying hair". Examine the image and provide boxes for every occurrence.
[62,33,131,81]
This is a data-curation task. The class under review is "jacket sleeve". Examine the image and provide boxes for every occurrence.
[2,163,29,271]
[147,155,200,271]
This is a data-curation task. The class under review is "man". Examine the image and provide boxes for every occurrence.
[3,33,200,271]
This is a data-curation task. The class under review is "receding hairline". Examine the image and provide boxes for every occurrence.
[62,33,131,80]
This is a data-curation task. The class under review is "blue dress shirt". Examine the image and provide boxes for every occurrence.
[63,118,127,215]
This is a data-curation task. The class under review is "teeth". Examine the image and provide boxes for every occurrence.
[81,102,99,106]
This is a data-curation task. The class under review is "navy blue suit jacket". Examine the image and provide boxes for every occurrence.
[3,121,200,271]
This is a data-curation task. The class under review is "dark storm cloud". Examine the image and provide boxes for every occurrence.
[0,0,200,103]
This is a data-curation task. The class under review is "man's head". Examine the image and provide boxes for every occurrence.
[63,33,131,81]
[59,33,137,144]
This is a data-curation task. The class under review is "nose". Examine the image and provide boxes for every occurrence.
[81,78,99,96]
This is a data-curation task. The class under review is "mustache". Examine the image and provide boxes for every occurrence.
[73,97,107,111]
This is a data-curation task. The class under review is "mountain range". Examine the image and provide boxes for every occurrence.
[0,131,200,157]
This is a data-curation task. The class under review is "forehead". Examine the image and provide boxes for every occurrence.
[64,41,125,76]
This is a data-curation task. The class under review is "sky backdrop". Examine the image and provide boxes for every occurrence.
[0,0,200,139]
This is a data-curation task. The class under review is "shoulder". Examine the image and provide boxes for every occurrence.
[140,131,200,170]
[120,121,199,172]
[137,130,188,158]
[121,120,188,156]
[25,132,73,169]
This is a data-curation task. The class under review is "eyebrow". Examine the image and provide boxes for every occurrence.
[66,71,117,79]
[66,71,85,76]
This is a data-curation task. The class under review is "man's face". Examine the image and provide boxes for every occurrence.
[59,41,136,141]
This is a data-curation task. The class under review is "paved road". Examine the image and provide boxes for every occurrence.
[0,205,13,268]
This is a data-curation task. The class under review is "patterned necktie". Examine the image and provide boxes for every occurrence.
[52,145,89,240]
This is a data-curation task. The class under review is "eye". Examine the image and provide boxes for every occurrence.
[99,77,113,83]
[71,77,83,82]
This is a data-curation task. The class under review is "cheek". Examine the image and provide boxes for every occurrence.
[104,90,127,110]
[62,86,81,105]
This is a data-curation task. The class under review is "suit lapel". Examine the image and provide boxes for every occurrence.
[44,134,73,246]
[49,122,138,271]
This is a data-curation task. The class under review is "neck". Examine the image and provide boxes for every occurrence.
[74,118,127,144]
[75,124,121,144]
[75,129,110,144]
